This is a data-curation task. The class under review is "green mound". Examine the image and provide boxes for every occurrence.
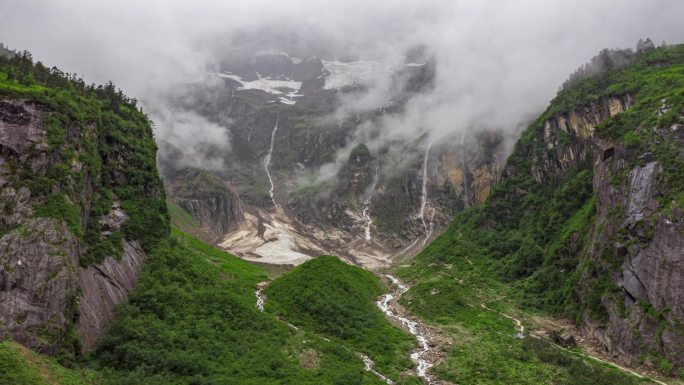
[89,231,388,385]
[265,256,415,380]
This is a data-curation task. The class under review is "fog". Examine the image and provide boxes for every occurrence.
[1,0,684,171]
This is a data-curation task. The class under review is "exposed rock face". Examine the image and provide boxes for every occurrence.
[533,95,634,183]
[0,187,33,228]
[168,168,243,240]
[0,219,80,355]
[587,144,684,369]
[159,50,507,261]
[550,330,577,348]
[0,96,161,356]
[0,101,48,153]
[531,93,684,370]
[77,240,146,352]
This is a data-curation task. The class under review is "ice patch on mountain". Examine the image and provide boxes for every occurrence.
[217,72,302,104]
[321,60,388,90]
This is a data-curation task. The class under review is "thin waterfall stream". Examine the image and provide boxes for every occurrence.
[263,114,279,207]
[362,163,380,241]
[418,143,433,248]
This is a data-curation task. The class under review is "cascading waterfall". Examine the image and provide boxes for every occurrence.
[377,275,437,384]
[362,163,380,241]
[418,143,433,247]
[460,132,470,208]
[264,115,280,208]
[247,118,255,142]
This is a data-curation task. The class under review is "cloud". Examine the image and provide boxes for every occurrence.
[1,0,683,174]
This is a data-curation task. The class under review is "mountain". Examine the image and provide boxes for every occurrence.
[398,44,684,379]
[0,51,168,358]
[161,51,507,268]
[1,41,682,385]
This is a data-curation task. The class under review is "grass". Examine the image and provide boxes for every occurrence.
[397,242,652,385]
[265,256,415,380]
[87,230,390,385]
[393,44,684,384]
[0,341,98,385]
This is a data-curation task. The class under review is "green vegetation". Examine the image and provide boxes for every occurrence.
[395,44,684,384]
[0,50,169,266]
[88,230,390,385]
[265,256,415,379]
[0,341,97,385]
[398,228,650,385]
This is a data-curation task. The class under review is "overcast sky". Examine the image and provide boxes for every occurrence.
[2,0,684,171]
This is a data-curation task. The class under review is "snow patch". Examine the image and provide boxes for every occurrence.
[321,60,387,90]
[217,72,302,104]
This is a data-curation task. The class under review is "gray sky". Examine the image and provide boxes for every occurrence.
[2,0,683,170]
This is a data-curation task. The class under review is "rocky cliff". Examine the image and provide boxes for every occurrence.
[161,52,506,265]
[166,168,243,241]
[405,45,684,375]
[0,53,168,358]
[526,77,684,371]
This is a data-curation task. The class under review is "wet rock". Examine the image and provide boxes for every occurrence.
[98,196,128,235]
[0,101,47,153]
[76,240,147,352]
[0,218,80,355]
[550,330,577,348]
[0,187,33,229]
[170,168,243,240]
[626,162,661,224]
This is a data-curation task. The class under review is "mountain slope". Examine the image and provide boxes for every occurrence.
[162,52,507,267]
[265,256,415,380]
[398,44,684,381]
[89,230,396,385]
[0,51,168,359]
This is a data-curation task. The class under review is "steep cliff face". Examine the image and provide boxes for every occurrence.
[402,44,684,376]
[532,87,684,370]
[580,119,684,369]
[167,168,243,241]
[0,53,168,358]
[506,83,684,371]
[161,52,506,265]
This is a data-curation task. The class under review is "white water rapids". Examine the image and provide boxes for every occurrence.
[263,115,279,207]
[255,286,265,311]
[377,275,438,384]
[362,163,380,241]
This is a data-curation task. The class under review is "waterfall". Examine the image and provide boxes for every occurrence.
[418,143,432,247]
[247,118,255,142]
[461,132,470,208]
[362,163,380,241]
[264,115,279,208]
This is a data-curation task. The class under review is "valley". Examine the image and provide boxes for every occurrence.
[0,5,683,384]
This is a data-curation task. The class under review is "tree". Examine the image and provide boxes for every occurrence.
[636,38,655,55]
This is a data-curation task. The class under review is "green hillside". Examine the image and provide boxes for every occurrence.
[265,256,415,380]
[88,230,392,385]
[397,44,684,383]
